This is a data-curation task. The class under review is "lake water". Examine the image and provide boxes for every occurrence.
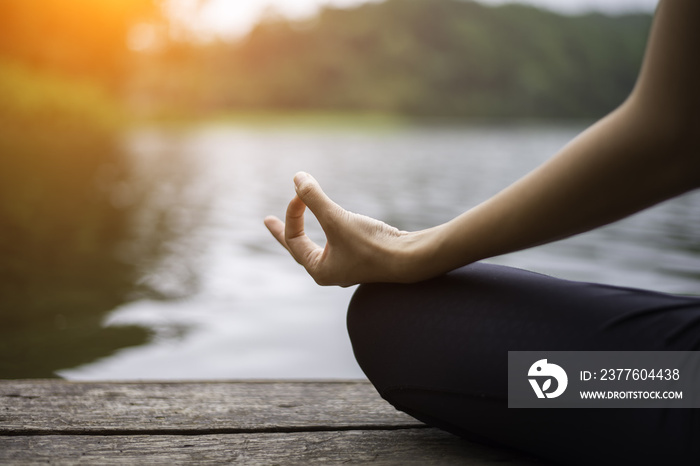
[59,122,700,380]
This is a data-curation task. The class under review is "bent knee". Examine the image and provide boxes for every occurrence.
[346,283,377,344]
[346,283,411,387]
[346,283,387,361]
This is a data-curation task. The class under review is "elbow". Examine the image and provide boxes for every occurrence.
[667,113,700,190]
[623,93,700,190]
[662,110,700,190]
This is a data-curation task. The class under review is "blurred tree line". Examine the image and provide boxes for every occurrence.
[133,0,652,119]
[0,0,163,377]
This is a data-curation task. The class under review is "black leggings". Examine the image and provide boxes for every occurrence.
[347,262,700,465]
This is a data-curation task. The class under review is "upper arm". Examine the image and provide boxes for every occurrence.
[630,0,700,131]
[627,0,700,185]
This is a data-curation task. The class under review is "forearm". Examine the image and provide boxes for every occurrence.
[400,98,699,281]
[395,0,700,282]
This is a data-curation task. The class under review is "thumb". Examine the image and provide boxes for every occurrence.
[293,172,339,219]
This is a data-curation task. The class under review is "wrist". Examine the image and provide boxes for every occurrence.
[389,224,461,283]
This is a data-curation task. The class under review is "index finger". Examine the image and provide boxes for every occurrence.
[264,215,290,252]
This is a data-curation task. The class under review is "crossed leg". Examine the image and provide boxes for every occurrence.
[347,262,700,465]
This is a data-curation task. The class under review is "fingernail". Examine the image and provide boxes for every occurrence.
[294,172,309,187]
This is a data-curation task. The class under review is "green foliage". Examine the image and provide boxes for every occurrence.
[135,0,652,119]
[0,60,152,378]
[0,0,163,377]
[0,61,122,129]
[0,61,122,268]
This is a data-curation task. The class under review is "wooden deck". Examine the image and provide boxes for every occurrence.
[0,380,545,464]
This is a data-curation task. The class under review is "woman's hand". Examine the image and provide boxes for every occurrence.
[264,172,427,286]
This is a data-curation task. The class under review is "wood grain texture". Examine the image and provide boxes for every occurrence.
[0,380,547,464]
[0,380,420,433]
[0,429,545,465]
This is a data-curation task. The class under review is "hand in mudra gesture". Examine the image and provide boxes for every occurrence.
[264,172,425,287]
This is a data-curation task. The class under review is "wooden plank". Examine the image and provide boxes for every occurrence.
[0,428,546,465]
[0,380,421,434]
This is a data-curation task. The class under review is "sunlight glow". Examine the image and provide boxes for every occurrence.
[183,0,658,39]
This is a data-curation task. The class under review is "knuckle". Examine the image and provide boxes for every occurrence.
[310,267,332,287]
[314,275,337,287]
[322,206,346,232]
[313,276,329,286]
